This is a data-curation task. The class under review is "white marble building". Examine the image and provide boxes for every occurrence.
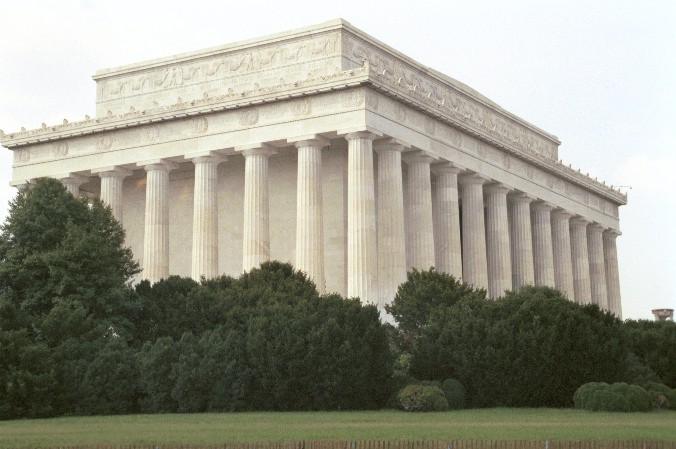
[0,19,626,317]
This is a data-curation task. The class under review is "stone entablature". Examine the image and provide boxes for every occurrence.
[1,69,625,212]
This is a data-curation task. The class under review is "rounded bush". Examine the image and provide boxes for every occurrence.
[396,384,448,412]
[574,382,652,412]
[441,378,466,409]
[642,382,676,410]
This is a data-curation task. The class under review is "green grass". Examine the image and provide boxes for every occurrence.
[1,409,675,448]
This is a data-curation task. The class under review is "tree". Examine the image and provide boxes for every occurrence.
[410,286,628,407]
[386,268,485,345]
[0,179,140,418]
[623,320,676,387]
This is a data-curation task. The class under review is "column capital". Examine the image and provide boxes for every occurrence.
[58,173,89,184]
[509,191,534,204]
[484,182,511,195]
[235,143,277,157]
[374,138,409,154]
[184,150,228,163]
[137,159,178,172]
[588,222,606,233]
[551,208,574,220]
[570,216,590,226]
[432,162,463,175]
[91,166,133,178]
[341,128,382,141]
[531,200,555,211]
[604,228,622,238]
[186,153,228,165]
[458,173,489,186]
[287,135,330,148]
[403,150,435,165]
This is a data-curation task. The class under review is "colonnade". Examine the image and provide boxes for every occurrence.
[62,131,622,317]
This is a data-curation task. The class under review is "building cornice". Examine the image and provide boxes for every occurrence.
[0,65,626,205]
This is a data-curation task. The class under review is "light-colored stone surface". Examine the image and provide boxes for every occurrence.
[570,217,592,304]
[551,209,575,299]
[587,223,609,310]
[139,161,176,282]
[459,174,488,290]
[531,201,555,287]
[603,230,622,317]
[60,174,87,197]
[485,183,512,298]
[432,164,462,279]
[294,138,328,292]
[375,140,406,310]
[346,131,377,304]
[241,145,276,272]
[510,193,535,289]
[0,20,628,318]
[190,153,225,280]
[94,167,131,221]
[404,152,435,271]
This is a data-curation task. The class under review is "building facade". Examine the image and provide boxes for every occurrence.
[0,19,627,317]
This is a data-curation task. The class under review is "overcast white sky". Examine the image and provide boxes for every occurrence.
[1,0,674,319]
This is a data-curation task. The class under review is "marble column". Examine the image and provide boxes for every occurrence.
[459,174,488,290]
[485,183,512,298]
[95,167,131,222]
[294,138,327,293]
[60,174,87,197]
[241,146,276,272]
[346,131,378,304]
[603,229,622,318]
[551,209,575,299]
[587,223,609,310]
[570,217,592,304]
[139,161,176,283]
[432,164,463,279]
[509,193,535,289]
[190,154,225,280]
[404,153,435,270]
[531,201,556,287]
[375,140,407,307]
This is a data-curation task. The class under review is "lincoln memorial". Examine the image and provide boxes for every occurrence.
[0,19,626,318]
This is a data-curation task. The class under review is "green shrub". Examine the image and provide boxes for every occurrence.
[441,378,466,409]
[396,384,448,412]
[642,382,676,410]
[574,382,652,412]
[410,286,627,407]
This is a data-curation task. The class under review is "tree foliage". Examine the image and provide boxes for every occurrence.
[409,285,628,407]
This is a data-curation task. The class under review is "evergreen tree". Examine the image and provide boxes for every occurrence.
[0,179,139,417]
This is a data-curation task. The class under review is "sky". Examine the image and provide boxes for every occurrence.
[1,0,674,319]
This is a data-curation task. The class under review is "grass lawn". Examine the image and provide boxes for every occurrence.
[1,408,675,448]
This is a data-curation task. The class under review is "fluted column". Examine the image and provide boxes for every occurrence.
[432,165,463,279]
[551,210,575,298]
[241,145,276,272]
[404,153,435,270]
[587,223,609,310]
[139,161,176,283]
[190,154,225,280]
[603,230,622,317]
[60,174,87,197]
[531,201,555,287]
[485,184,512,298]
[570,217,592,304]
[509,193,535,289]
[94,167,131,222]
[459,174,488,290]
[346,131,378,304]
[375,141,406,308]
[294,138,327,293]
